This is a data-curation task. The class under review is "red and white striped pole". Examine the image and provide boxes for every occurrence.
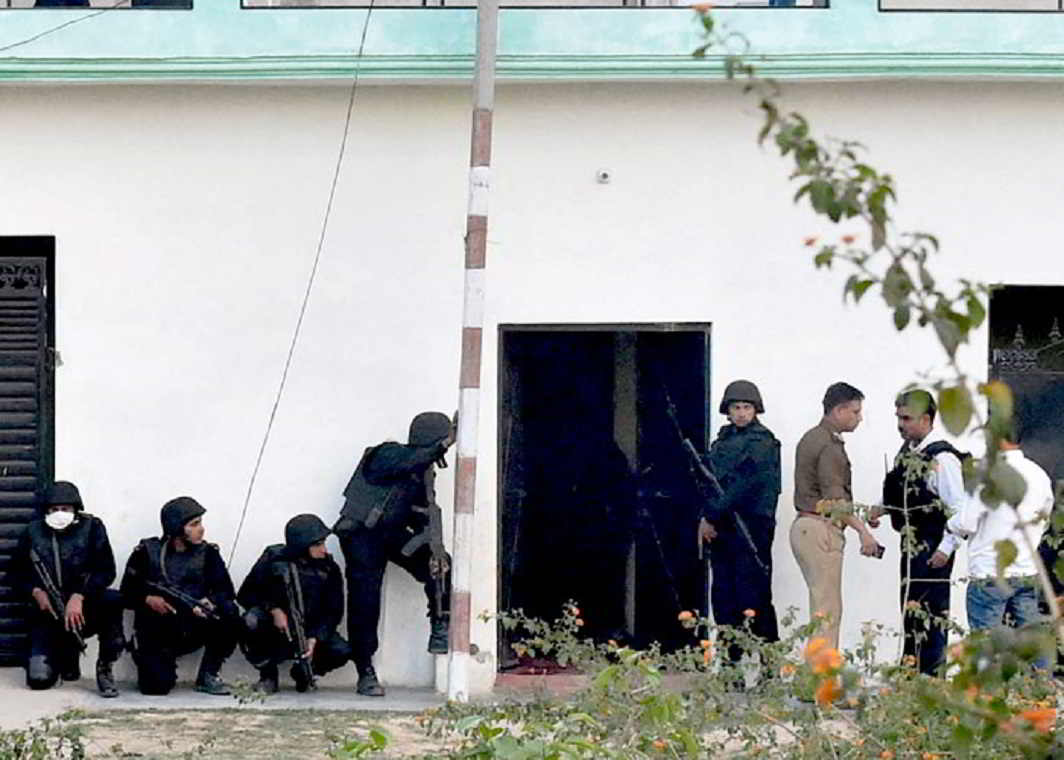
[448,0,498,702]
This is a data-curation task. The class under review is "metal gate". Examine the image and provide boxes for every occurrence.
[0,238,54,665]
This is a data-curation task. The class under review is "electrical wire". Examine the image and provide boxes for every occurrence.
[228,4,376,566]
[0,0,129,57]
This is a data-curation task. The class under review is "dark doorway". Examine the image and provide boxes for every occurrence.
[498,325,710,666]
[989,286,1064,483]
[0,238,55,665]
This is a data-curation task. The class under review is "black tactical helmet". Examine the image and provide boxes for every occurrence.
[718,379,765,415]
[43,481,83,513]
[408,411,452,447]
[160,496,206,537]
[285,513,331,554]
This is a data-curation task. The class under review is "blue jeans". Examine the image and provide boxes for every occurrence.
[966,576,1042,631]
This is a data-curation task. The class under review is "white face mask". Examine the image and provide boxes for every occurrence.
[45,511,76,531]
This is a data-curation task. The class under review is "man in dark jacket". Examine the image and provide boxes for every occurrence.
[875,390,966,676]
[120,497,239,696]
[699,381,782,673]
[16,481,125,697]
[238,514,352,693]
[334,411,454,697]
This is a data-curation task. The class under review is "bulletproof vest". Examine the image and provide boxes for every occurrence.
[140,536,209,600]
[334,445,421,534]
[882,440,966,542]
[25,516,97,597]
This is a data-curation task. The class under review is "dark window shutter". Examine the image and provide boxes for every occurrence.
[0,245,54,665]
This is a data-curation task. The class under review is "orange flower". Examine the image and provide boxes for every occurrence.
[652,739,667,751]
[575,618,584,627]
[804,638,842,675]
[902,655,917,668]
[803,236,818,247]
[1019,708,1055,734]
[842,234,856,245]
[700,639,712,649]
[677,610,694,621]
[703,648,713,665]
[922,753,939,760]
[814,677,843,706]
[804,637,829,660]
[779,663,796,678]
[880,751,894,760]
[743,608,756,618]
[607,639,618,648]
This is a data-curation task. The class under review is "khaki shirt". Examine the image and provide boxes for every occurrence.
[794,419,852,513]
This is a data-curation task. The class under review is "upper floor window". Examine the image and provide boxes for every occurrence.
[5,1,191,8]
[242,0,826,8]
[882,0,1062,10]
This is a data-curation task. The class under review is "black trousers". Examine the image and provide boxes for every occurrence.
[339,521,450,665]
[241,607,351,678]
[131,608,238,695]
[709,517,779,665]
[25,588,126,690]
[900,545,954,676]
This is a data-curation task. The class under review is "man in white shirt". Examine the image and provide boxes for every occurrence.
[875,390,967,675]
[932,431,1053,634]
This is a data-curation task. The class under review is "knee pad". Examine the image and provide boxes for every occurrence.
[26,655,58,690]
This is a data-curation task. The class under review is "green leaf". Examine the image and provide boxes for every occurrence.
[853,279,875,302]
[881,264,912,308]
[966,295,986,328]
[932,317,962,357]
[814,247,835,270]
[995,539,1018,577]
[938,385,973,435]
[893,304,911,331]
[988,459,1027,507]
[809,180,834,214]
[951,723,974,759]
[980,380,1015,439]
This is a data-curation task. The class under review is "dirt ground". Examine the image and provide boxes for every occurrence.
[71,709,448,759]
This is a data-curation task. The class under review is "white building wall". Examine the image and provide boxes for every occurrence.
[0,80,1059,692]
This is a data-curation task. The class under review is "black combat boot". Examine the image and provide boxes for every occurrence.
[427,617,449,655]
[96,659,118,698]
[356,663,385,697]
[290,662,318,694]
[60,655,81,682]
[194,664,230,696]
[254,664,279,694]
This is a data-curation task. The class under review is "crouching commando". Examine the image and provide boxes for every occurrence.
[121,497,240,695]
[238,514,352,693]
[17,481,126,697]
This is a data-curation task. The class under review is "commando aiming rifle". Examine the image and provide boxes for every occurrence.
[283,562,316,691]
[144,579,222,622]
[661,387,771,578]
[29,548,86,653]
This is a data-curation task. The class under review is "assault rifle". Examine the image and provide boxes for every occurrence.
[661,387,771,578]
[144,579,221,622]
[283,562,316,691]
[29,548,86,653]
[401,465,450,620]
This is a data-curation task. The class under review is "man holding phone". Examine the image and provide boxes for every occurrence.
[872,390,966,676]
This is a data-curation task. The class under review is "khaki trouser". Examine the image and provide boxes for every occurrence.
[789,514,845,649]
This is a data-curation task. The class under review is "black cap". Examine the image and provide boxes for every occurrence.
[43,481,83,513]
[285,514,331,554]
[160,496,206,537]
[408,411,451,447]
